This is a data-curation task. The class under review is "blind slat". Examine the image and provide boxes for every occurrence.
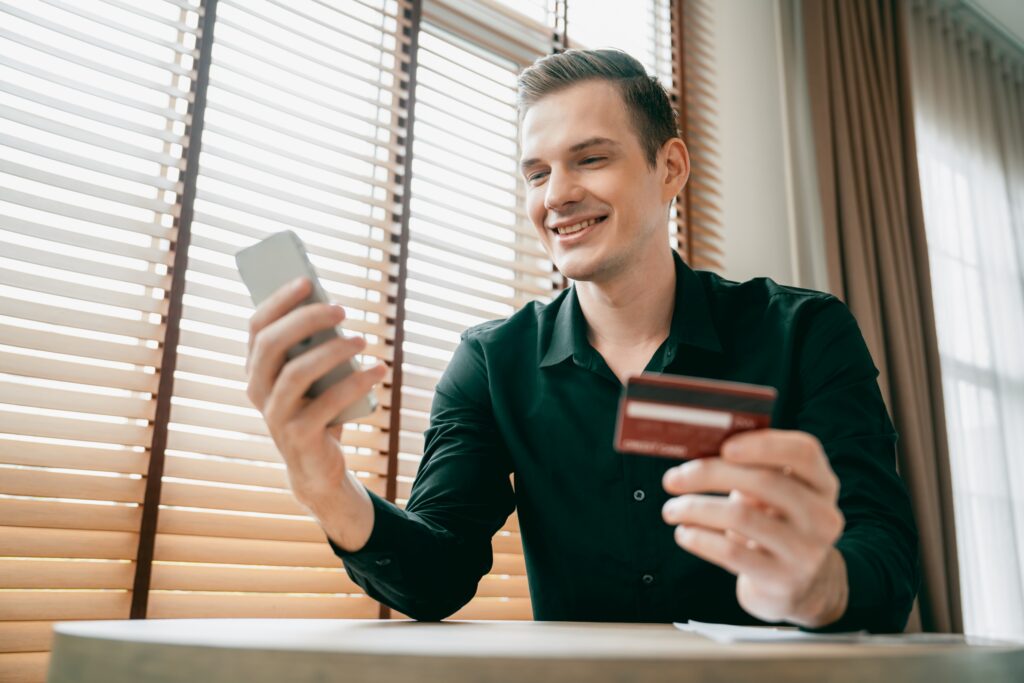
[0,499,140,534]
[0,558,134,590]
[0,380,155,420]
[0,591,131,621]
[0,468,144,504]
[0,441,148,475]
[0,526,138,561]
[150,562,357,594]
[0,296,163,342]
[153,532,345,567]
[0,353,157,393]
[0,621,56,654]
[146,592,377,619]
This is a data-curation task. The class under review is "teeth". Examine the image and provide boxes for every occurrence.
[555,217,601,235]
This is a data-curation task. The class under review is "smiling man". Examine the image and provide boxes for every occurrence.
[244,49,920,632]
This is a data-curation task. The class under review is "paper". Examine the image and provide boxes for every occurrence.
[675,620,867,643]
[674,620,966,645]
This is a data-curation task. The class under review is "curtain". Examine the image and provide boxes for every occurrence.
[904,0,1024,641]
[802,0,962,633]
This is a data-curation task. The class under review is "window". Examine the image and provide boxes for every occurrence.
[907,3,1024,640]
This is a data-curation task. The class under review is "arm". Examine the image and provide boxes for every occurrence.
[320,333,516,621]
[794,297,921,632]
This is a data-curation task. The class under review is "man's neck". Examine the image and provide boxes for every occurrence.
[576,247,677,352]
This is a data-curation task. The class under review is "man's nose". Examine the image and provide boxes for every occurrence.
[544,169,583,213]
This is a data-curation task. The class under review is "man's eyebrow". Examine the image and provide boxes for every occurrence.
[519,137,620,174]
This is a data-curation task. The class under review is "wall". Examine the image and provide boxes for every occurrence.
[707,0,830,293]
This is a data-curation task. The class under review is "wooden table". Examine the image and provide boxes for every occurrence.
[47,619,1024,683]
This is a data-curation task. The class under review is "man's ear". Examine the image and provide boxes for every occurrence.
[660,138,690,202]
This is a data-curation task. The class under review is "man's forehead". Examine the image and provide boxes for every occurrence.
[518,81,632,162]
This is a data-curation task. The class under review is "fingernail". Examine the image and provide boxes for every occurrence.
[291,276,307,290]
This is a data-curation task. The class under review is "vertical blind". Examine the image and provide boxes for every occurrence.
[0,0,716,679]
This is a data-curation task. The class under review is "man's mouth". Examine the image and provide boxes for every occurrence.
[550,216,607,236]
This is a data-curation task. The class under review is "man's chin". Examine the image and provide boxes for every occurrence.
[554,255,600,283]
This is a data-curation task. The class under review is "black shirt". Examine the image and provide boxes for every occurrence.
[330,250,920,632]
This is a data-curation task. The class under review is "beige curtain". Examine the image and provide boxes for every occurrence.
[802,0,962,633]
[904,0,1024,640]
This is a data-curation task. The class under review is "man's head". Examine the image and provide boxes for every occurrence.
[517,49,689,283]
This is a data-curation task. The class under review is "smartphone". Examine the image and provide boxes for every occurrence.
[234,230,379,426]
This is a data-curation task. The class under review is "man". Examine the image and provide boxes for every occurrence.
[244,49,919,631]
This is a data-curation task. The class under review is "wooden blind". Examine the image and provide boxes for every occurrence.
[0,1,202,680]
[672,0,724,270]
[390,0,560,621]
[146,0,412,621]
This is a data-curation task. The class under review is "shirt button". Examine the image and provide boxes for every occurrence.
[633,489,646,502]
[642,574,655,585]
[375,558,392,567]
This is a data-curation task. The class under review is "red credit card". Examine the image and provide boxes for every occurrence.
[614,373,777,459]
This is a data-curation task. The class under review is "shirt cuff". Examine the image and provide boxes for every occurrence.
[803,538,897,633]
[325,488,405,577]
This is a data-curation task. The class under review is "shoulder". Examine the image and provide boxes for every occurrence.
[695,269,847,331]
[696,269,836,310]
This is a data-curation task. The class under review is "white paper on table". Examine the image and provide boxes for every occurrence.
[674,621,967,645]
[674,620,867,643]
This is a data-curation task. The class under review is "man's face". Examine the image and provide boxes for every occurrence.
[519,80,672,283]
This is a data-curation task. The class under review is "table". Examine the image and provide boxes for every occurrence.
[47,619,1024,683]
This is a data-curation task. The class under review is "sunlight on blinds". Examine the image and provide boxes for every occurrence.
[0,0,200,679]
[146,0,412,621]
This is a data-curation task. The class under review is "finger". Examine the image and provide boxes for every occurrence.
[246,303,345,411]
[247,277,312,362]
[721,429,839,498]
[262,334,368,427]
[662,494,804,559]
[299,361,388,430]
[673,525,783,579]
[662,458,838,539]
[731,490,783,519]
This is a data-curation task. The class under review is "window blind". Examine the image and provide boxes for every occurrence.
[0,1,723,678]
[146,0,413,621]
[672,0,723,270]
[390,0,560,621]
[0,1,201,680]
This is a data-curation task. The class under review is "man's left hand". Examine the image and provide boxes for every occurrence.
[661,429,848,628]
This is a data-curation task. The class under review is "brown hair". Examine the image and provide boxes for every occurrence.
[516,48,680,168]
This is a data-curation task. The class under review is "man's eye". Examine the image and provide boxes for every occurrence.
[527,172,548,183]
[581,156,606,165]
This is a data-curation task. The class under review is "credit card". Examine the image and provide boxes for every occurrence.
[614,373,777,459]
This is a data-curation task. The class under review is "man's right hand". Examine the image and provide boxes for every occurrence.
[244,276,388,509]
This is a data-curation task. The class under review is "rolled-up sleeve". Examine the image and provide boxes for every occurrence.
[793,297,921,633]
[328,332,516,621]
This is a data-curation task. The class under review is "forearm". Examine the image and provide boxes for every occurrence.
[301,468,375,553]
[789,547,849,628]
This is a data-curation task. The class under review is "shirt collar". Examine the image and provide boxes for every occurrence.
[539,250,722,369]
